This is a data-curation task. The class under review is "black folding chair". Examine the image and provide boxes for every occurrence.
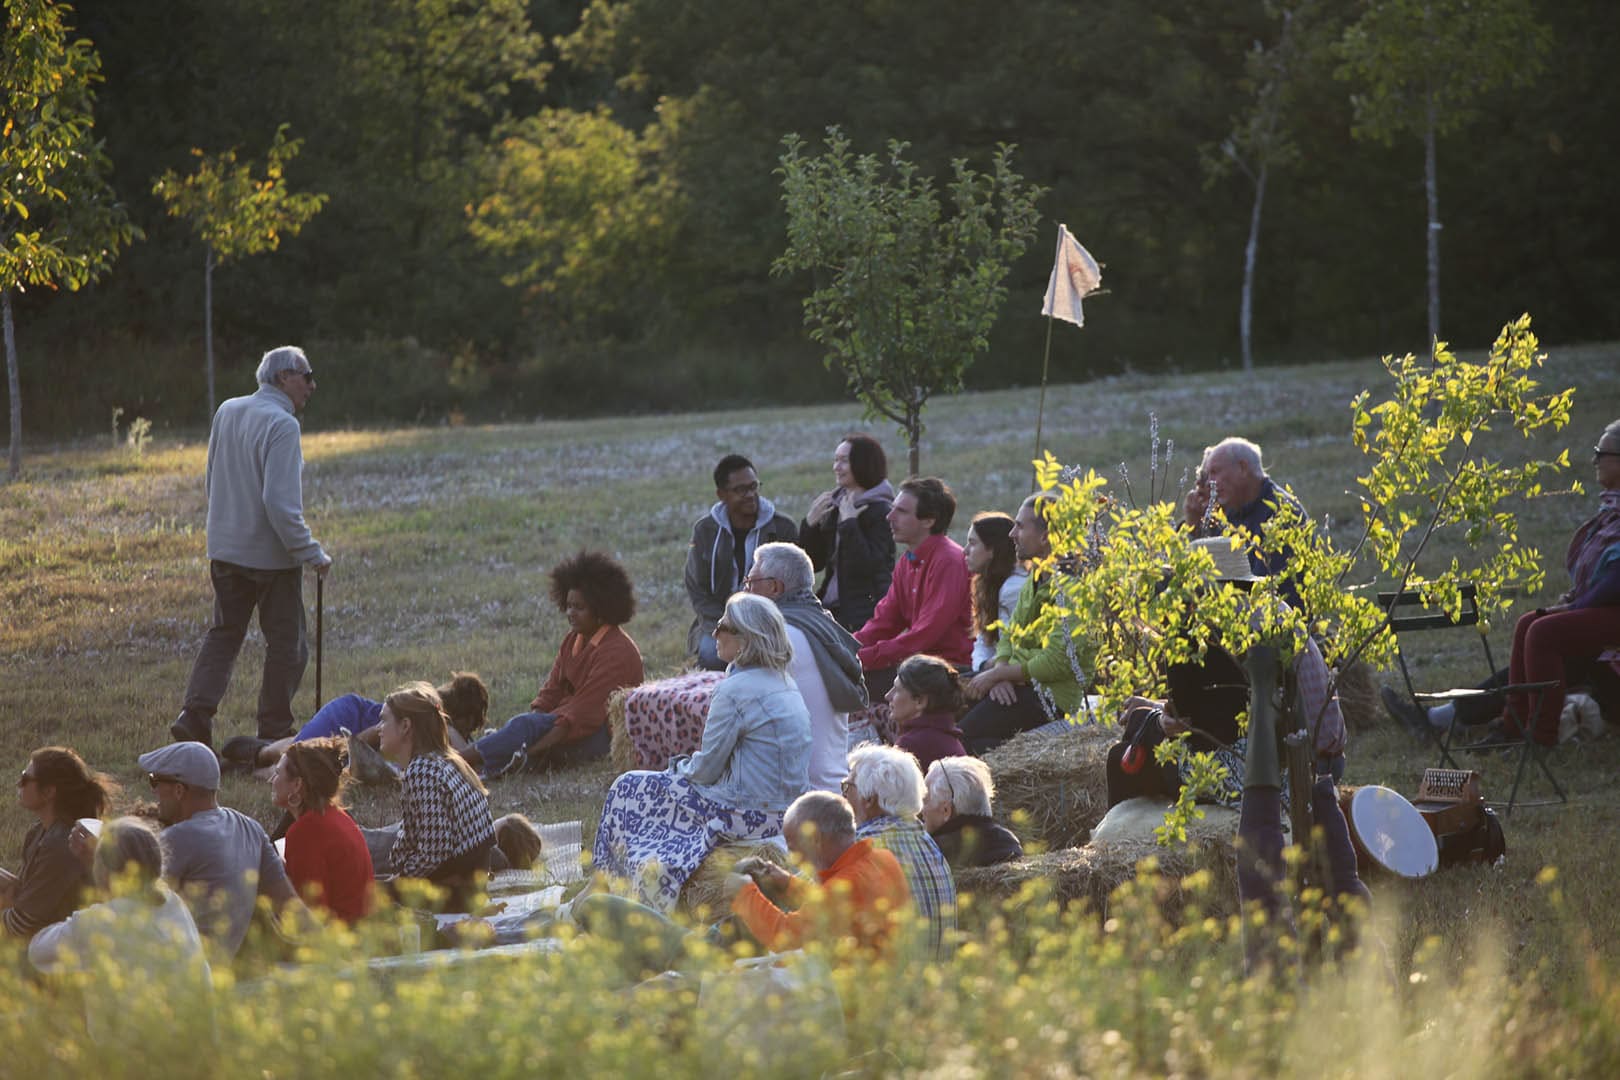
[1377,584,1499,768]
[1378,585,1566,814]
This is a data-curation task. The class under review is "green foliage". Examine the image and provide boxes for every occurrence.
[1335,0,1552,143]
[1,0,137,479]
[774,128,1044,471]
[0,0,137,294]
[469,106,678,336]
[1037,314,1575,835]
[1348,314,1576,630]
[151,124,327,264]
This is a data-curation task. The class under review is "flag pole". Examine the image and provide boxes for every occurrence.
[1032,313,1055,491]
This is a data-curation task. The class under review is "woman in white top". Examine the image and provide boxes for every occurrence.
[31,816,212,1046]
[965,512,1028,671]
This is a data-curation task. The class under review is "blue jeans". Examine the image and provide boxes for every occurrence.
[695,632,726,671]
[472,712,611,776]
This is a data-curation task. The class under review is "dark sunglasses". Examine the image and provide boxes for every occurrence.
[147,773,183,789]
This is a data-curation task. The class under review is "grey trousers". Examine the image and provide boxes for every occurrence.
[180,560,307,739]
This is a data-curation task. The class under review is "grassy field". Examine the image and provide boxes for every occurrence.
[3,335,1619,1074]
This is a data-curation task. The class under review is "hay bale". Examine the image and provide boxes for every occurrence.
[1335,659,1383,733]
[955,834,1238,923]
[984,722,1118,851]
[677,841,791,920]
[607,686,635,773]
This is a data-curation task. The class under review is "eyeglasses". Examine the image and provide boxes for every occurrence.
[743,574,778,592]
[1594,448,1619,463]
[147,773,183,789]
[714,621,738,636]
[287,369,315,384]
[724,481,760,497]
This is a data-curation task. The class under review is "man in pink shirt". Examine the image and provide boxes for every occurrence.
[853,477,974,699]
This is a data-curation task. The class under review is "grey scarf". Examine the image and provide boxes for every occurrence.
[776,588,869,713]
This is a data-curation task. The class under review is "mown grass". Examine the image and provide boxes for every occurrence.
[2,335,1619,1074]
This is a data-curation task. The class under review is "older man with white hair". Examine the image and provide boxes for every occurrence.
[844,744,956,957]
[172,346,333,749]
[1184,436,1306,582]
[745,542,869,791]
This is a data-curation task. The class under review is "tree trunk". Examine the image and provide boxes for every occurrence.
[4,290,19,482]
[1241,162,1269,374]
[205,245,217,420]
[906,400,922,477]
[1424,85,1442,357]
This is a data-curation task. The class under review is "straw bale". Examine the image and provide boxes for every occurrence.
[954,834,1238,923]
[678,841,791,920]
[607,686,635,773]
[1335,660,1383,733]
[984,721,1118,851]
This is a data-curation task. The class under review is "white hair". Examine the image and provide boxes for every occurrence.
[753,541,815,595]
[256,345,309,387]
[846,744,925,818]
[1205,436,1265,477]
[722,592,794,671]
[924,756,995,819]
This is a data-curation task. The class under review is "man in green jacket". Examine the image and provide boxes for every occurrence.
[959,492,1089,755]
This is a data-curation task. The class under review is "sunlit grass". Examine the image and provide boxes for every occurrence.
[4,341,1620,1073]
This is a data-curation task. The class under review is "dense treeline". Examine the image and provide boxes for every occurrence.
[12,0,1620,436]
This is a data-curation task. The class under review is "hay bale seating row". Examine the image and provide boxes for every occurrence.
[982,720,1118,851]
[954,834,1239,924]
[678,841,791,920]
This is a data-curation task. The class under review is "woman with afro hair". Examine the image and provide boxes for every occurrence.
[463,551,644,777]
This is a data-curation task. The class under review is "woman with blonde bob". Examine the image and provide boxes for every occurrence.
[376,682,495,911]
[592,593,812,910]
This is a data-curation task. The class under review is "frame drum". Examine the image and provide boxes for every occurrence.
[1347,785,1439,878]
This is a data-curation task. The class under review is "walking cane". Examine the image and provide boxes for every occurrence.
[315,573,324,711]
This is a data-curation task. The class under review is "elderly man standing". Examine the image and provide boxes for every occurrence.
[1184,436,1306,581]
[685,453,799,670]
[745,542,869,792]
[172,347,332,749]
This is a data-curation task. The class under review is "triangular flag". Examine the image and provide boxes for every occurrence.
[1041,224,1101,328]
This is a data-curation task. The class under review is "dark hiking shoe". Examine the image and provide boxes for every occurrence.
[170,711,214,751]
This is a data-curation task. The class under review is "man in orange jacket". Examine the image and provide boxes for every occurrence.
[728,790,912,960]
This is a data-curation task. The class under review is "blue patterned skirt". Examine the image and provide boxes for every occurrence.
[591,770,785,912]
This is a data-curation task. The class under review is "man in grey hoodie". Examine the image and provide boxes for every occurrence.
[684,454,798,669]
[172,346,333,748]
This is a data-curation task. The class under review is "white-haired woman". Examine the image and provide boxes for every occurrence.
[592,593,812,911]
[844,744,957,957]
[921,756,1023,869]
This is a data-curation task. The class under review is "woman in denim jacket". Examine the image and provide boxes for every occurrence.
[592,593,812,911]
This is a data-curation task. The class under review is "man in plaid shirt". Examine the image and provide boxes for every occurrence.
[845,744,956,958]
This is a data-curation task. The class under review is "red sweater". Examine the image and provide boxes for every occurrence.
[531,624,645,743]
[284,807,374,924]
[854,533,973,669]
[731,839,911,959]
